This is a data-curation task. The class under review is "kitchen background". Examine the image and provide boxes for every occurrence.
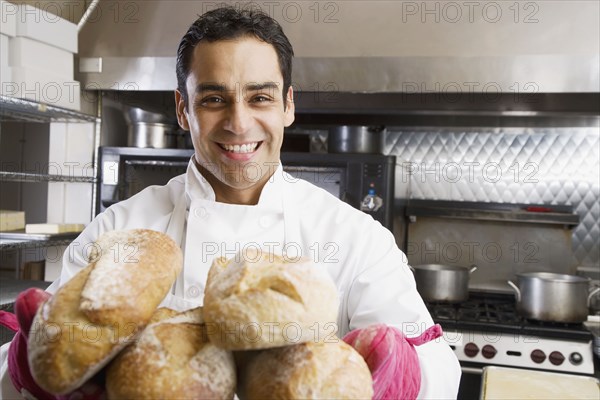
[1,0,599,397]
[1,0,598,289]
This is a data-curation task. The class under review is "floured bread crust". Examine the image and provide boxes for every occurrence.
[241,340,373,399]
[203,249,339,350]
[27,229,182,394]
[80,229,182,327]
[106,307,236,399]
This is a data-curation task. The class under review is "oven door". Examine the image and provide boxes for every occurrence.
[458,363,484,399]
[97,147,193,214]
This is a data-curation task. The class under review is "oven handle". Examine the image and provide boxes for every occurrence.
[461,366,484,375]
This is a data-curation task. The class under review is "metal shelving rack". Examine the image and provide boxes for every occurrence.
[0,96,101,257]
[0,95,98,123]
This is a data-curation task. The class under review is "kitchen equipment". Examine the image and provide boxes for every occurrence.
[124,107,178,148]
[327,126,384,154]
[412,264,477,303]
[96,148,397,230]
[508,272,600,323]
[429,291,596,376]
[480,366,600,400]
[584,318,600,358]
[426,291,597,399]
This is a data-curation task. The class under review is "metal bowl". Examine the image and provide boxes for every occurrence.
[327,126,385,154]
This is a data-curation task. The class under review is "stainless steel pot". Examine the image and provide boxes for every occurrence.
[508,272,600,323]
[127,122,177,148]
[412,264,477,303]
[327,126,384,154]
[125,107,178,148]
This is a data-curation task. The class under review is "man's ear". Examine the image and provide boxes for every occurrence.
[175,89,190,131]
[283,86,295,127]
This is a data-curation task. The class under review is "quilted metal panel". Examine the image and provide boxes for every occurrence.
[305,127,598,265]
[384,127,599,266]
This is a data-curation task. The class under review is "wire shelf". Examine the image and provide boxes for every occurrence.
[0,238,76,251]
[0,95,98,123]
[0,171,96,183]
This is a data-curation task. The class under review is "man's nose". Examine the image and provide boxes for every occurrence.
[223,102,252,134]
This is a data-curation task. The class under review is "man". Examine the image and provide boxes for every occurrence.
[1,7,460,398]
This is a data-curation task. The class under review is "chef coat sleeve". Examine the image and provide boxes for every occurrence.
[346,226,461,399]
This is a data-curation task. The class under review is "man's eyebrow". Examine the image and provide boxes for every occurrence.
[244,82,280,91]
[195,83,227,93]
[195,82,280,94]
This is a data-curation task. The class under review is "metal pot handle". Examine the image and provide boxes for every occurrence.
[469,265,478,274]
[588,287,600,307]
[507,280,521,302]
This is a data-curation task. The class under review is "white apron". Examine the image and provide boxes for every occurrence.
[160,166,304,312]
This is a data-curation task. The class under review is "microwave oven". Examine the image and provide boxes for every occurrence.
[97,147,396,230]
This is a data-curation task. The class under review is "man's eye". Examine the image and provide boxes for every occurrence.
[252,95,273,103]
[200,97,225,107]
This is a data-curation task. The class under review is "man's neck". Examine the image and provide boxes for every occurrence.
[194,160,270,205]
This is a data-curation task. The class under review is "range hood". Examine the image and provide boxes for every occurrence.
[78,0,599,94]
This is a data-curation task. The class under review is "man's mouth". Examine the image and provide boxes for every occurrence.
[218,141,261,154]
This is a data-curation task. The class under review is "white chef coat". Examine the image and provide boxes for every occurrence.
[0,157,461,399]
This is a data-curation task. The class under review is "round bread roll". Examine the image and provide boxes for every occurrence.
[203,249,339,350]
[240,340,373,399]
[106,307,236,399]
[28,229,182,394]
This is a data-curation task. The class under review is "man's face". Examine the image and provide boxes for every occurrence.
[175,36,295,202]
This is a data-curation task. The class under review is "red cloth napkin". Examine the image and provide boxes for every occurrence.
[343,323,443,400]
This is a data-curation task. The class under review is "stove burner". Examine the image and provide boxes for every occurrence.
[426,292,592,341]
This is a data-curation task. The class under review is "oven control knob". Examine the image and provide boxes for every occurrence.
[569,352,583,365]
[464,343,479,358]
[531,349,546,363]
[481,345,497,359]
[549,351,565,366]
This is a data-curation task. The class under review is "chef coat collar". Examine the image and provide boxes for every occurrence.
[184,155,285,209]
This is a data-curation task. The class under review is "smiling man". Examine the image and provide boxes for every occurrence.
[175,34,295,204]
[0,6,460,399]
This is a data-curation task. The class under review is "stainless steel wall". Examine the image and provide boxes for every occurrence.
[310,127,599,266]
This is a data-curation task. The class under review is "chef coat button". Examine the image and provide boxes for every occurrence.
[187,285,200,298]
[259,215,273,228]
[193,207,208,219]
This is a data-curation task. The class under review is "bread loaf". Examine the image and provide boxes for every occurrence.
[203,249,339,350]
[28,229,182,394]
[106,307,236,399]
[240,340,373,399]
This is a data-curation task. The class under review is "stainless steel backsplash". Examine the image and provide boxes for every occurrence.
[311,127,599,266]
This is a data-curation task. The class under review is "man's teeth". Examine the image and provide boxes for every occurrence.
[221,142,259,153]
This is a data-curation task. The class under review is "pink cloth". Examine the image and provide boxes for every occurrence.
[0,288,106,399]
[343,323,443,400]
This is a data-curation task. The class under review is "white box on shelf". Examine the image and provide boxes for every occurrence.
[15,4,77,53]
[4,66,80,110]
[47,182,93,225]
[0,0,17,37]
[1,34,9,67]
[9,37,74,78]
[0,65,10,86]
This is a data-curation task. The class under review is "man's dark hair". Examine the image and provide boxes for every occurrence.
[176,7,294,108]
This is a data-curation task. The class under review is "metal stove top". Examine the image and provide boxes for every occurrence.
[426,291,592,342]
[427,291,595,375]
